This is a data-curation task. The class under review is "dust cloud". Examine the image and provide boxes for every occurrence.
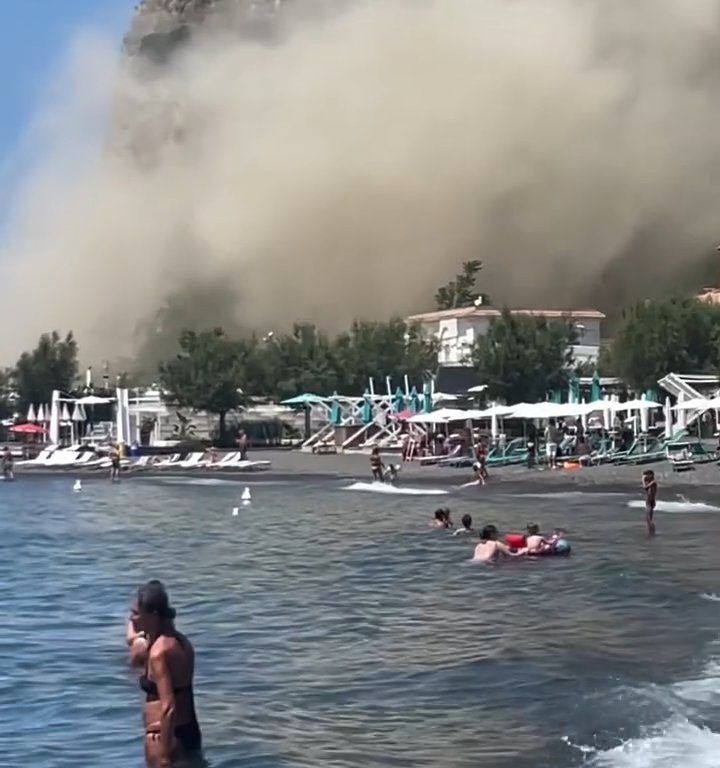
[2,0,720,366]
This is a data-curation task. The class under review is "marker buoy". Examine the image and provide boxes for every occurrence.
[73,479,82,492]
[241,486,251,506]
[232,506,239,517]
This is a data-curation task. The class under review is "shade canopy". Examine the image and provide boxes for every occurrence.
[408,408,471,424]
[280,394,327,407]
[9,423,47,434]
[77,395,114,405]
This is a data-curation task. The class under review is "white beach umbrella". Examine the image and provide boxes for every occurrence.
[26,404,36,422]
[61,404,71,422]
[44,404,52,422]
[36,404,45,422]
[639,396,650,434]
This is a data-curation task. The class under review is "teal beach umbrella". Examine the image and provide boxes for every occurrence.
[361,391,373,424]
[393,386,405,413]
[409,386,421,414]
[423,383,433,413]
[330,393,342,425]
[591,371,602,402]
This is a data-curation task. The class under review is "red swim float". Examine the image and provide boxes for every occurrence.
[505,533,527,549]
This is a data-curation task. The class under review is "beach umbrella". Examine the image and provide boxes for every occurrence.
[639,395,650,434]
[26,404,36,423]
[361,391,373,424]
[330,393,342,426]
[9,423,47,435]
[423,383,433,413]
[393,386,406,413]
[36,404,45,422]
[44,404,52,422]
[567,376,580,404]
[409,386,421,414]
[61,404,71,422]
[591,371,602,402]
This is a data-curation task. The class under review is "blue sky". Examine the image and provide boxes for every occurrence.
[0,0,134,172]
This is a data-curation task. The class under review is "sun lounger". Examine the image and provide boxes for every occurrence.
[668,449,694,472]
[177,452,206,469]
[203,452,239,469]
[155,453,182,469]
[217,457,271,472]
[15,448,57,467]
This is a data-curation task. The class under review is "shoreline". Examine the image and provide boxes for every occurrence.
[7,449,720,497]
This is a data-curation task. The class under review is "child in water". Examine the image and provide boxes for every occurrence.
[430,508,453,529]
[642,469,657,536]
[453,514,475,535]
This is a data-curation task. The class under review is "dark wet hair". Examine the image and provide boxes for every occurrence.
[462,514,472,529]
[480,524,498,541]
[527,522,540,536]
[434,509,445,520]
[643,469,655,478]
[137,580,176,620]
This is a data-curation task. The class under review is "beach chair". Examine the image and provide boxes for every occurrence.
[667,445,695,473]
[15,448,56,467]
[218,456,271,472]
[177,452,206,469]
[155,453,182,469]
[204,452,239,469]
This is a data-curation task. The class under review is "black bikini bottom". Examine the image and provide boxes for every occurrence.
[175,718,202,753]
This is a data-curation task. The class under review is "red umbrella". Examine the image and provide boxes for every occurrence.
[9,423,48,434]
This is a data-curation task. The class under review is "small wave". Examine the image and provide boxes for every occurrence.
[343,482,448,496]
[627,500,720,513]
[700,593,720,603]
[588,717,720,767]
[155,478,240,487]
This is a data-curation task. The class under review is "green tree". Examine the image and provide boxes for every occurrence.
[0,368,15,420]
[333,318,438,395]
[610,297,720,390]
[14,331,78,408]
[471,309,577,403]
[435,260,488,310]
[159,328,243,444]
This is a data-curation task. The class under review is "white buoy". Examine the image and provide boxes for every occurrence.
[232,507,239,517]
[241,486,251,506]
[73,479,82,492]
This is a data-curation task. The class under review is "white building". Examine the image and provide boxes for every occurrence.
[406,307,605,367]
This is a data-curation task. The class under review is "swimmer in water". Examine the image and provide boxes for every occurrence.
[453,513,475,535]
[429,508,453,529]
[370,446,384,482]
[132,580,202,767]
[523,522,565,555]
[473,524,524,562]
[642,469,657,536]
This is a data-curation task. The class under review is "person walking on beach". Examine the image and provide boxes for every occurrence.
[132,580,202,767]
[237,430,248,461]
[544,422,559,469]
[642,470,657,536]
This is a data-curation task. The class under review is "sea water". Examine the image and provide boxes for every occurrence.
[2,477,720,767]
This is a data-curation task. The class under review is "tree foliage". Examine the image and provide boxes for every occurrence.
[14,331,78,408]
[471,309,577,403]
[435,260,488,309]
[159,328,243,442]
[609,297,720,389]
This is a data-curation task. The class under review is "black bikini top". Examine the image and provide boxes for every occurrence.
[140,635,193,703]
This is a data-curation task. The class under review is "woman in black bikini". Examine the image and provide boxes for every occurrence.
[132,580,202,767]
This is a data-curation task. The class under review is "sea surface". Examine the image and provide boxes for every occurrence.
[2,474,720,767]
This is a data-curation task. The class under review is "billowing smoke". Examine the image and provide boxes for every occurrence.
[3,0,720,367]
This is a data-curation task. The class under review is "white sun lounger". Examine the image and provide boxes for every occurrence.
[177,452,206,469]
[15,448,57,467]
[203,452,239,469]
[155,453,182,468]
[218,458,271,472]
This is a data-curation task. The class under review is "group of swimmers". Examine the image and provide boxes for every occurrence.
[430,509,566,562]
[125,581,202,767]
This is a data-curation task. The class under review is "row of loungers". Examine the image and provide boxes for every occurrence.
[15,448,271,472]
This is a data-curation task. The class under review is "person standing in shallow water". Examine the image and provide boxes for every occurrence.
[109,444,121,482]
[2,446,14,480]
[132,581,202,767]
[642,470,657,536]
